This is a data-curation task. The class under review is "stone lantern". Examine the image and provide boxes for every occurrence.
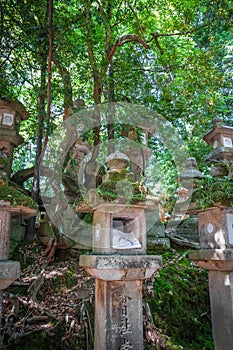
[106,151,131,177]
[0,98,29,176]
[175,187,189,204]
[175,157,204,216]
[189,118,233,350]
[203,117,233,159]
[78,151,162,350]
[189,205,233,350]
[179,157,204,195]
[0,98,37,331]
[0,198,37,333]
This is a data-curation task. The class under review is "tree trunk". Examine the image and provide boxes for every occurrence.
[107,64,115,155]
[32,0,53,204]
[53,57,74,120]
[31,54,47,204]
[43,0,53,147]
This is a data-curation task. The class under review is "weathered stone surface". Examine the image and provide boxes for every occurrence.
[9,217,26,257]
[168,216,198,238]
[189,247,233,349]
[190,119,233,350]
[203,119,233,151]
[197,206,233,249]
[0,260,20,290]
[0,210,11,260]
[189,249,233,271]
[94,279,144,350]
[80,254,162,281]
[0,98,29,120]
[146,212,165,238]
[205,146,233,162]
[208,271,233,350]
[79,194,163,349]
[180,157,204,180]
[147,237,171,248]
[92,204,147,255]
[0,134,23,147]
[10,218,26,242]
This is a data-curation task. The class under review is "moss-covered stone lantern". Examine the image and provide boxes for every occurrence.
[78,149,162,349]
[0,99,37,316]
[0,98,29,175]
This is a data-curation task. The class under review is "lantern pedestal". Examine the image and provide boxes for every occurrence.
[0,261,20,290]
[189,249,233,350]
[0,210,20,290]
[0,206,37,291]
[80,255,162,350]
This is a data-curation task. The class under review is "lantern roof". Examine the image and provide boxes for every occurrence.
[203,118,233,146]
[0,98,29,120]
[106,151,129,163]
[180,157,204,180]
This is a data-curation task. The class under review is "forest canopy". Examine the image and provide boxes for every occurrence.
[0,0,233,197]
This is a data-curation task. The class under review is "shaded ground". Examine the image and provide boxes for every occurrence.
[2,242,95,350]
[1,240,213,349]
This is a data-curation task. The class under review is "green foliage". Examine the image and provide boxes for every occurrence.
[12,142,36,177]
[185,137,211,174]
[82,213,93,224]
[1,0,233,209]
[146,150,179,196]
[149,250,214,349]
[193,176,233,209]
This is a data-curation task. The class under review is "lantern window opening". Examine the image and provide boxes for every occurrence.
[112,217,134,234]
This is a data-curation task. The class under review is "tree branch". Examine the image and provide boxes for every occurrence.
[127,1,145,37]
[148,21,215,54]
[11,167,35,186]
[108,34,150,61]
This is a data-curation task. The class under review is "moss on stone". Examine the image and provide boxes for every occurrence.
[0,185,37,208]
[107,169,132,181]
[98,179,147,203]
